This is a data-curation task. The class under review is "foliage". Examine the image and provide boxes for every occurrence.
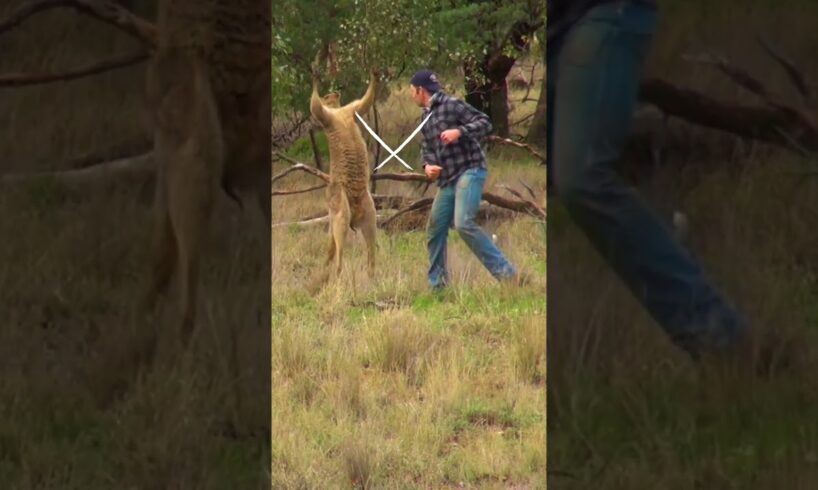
[272,0,544,114]
[273,0,436,114]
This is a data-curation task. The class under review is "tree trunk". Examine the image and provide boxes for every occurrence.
[463,53,516,138]
[485,53,515,138]
[464,62,489,114]
[526,60,547,147]
[488,76,511,138]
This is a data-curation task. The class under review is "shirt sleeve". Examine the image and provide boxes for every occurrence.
[421,117,437,167]
[455,99,493,139]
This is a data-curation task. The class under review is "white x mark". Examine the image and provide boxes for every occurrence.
[355,111,432,171]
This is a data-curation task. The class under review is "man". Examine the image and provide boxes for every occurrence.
[409,69,520,290]
[546,0,755,361]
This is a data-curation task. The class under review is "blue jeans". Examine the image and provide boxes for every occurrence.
[547,1,746,357]
[427,167,517,289]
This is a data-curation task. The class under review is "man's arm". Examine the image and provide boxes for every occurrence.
[454,99,493,139]
[420,115,437,168]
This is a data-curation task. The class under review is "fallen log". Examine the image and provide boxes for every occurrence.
[0,51,149,88]
[639,42,818,155]
[273,204,519,231]
[271,183,326,196]
[380,197,434,228]
[271,161,546,222]
[1,152,154,186]
[639,79,818,154]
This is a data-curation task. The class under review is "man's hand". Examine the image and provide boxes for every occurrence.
[440,129,462,145]
[424,164,442,180]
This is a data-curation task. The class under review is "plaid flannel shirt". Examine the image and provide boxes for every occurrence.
[420,91,493,187]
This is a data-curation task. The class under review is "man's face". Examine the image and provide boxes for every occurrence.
[410,85,425,107]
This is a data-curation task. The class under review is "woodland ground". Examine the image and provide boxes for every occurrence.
[548,0,818,488]
[271,65,547,488]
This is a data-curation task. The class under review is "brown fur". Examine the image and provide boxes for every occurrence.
[142,0,270,351]
[310,71,378,283]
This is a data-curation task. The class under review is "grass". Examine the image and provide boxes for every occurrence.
[0,3,270,487]
[548,1,818,487]
[271,67,546,488]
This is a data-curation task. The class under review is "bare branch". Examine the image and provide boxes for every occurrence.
[270,162,545,222]
[511,113,536,127]
[272,215,330,228]
[0,0,156,46]
[1,152,153,186]
[500,184,545,215]
[0,51,148,88]
[0,0,67,36]
[380,197,434,228]
[272,113,310,151]
[757,35,812,103]
[683,50,818,137]
[639,78,818,153]
[501,185,526,201]
[272,158,330,183]
[271,183,327,196]
[486,135,546,163]
[371,172,433,183]
[63,137,151,169]
[482,191,546,220]
[372,194,415,209]
[518,179,538,200]
[683,52,770,100]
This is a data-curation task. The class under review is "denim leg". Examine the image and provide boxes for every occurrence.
[427,184,456,289]
[454,168,517,280]
[549,2,745,356]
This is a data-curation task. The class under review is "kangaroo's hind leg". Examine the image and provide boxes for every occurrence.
[327,181,351,279]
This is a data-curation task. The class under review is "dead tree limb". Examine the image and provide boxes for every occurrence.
[63,137,152,169]
[487,135,547,163]
[521,60,539,104]
[683,52,770,100]
[1,152,153,186]
[271,156,330,183]
[270,162,546,222]
[0,0,157,47]
[640,42,818,155]
[371,172,432,183]
[372,194,415,209]
[757,35,812,103]
[380,197,434,228]
[639,78,818,153]
[0,51,149,87]
[271,183,327,196]
[518,179,537,200]
[272,114,310,151]
[511,113,536,127]
[483,191,546,219]
[272,215,331,228]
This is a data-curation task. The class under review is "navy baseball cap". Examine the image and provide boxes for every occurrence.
[410,69,441,93]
